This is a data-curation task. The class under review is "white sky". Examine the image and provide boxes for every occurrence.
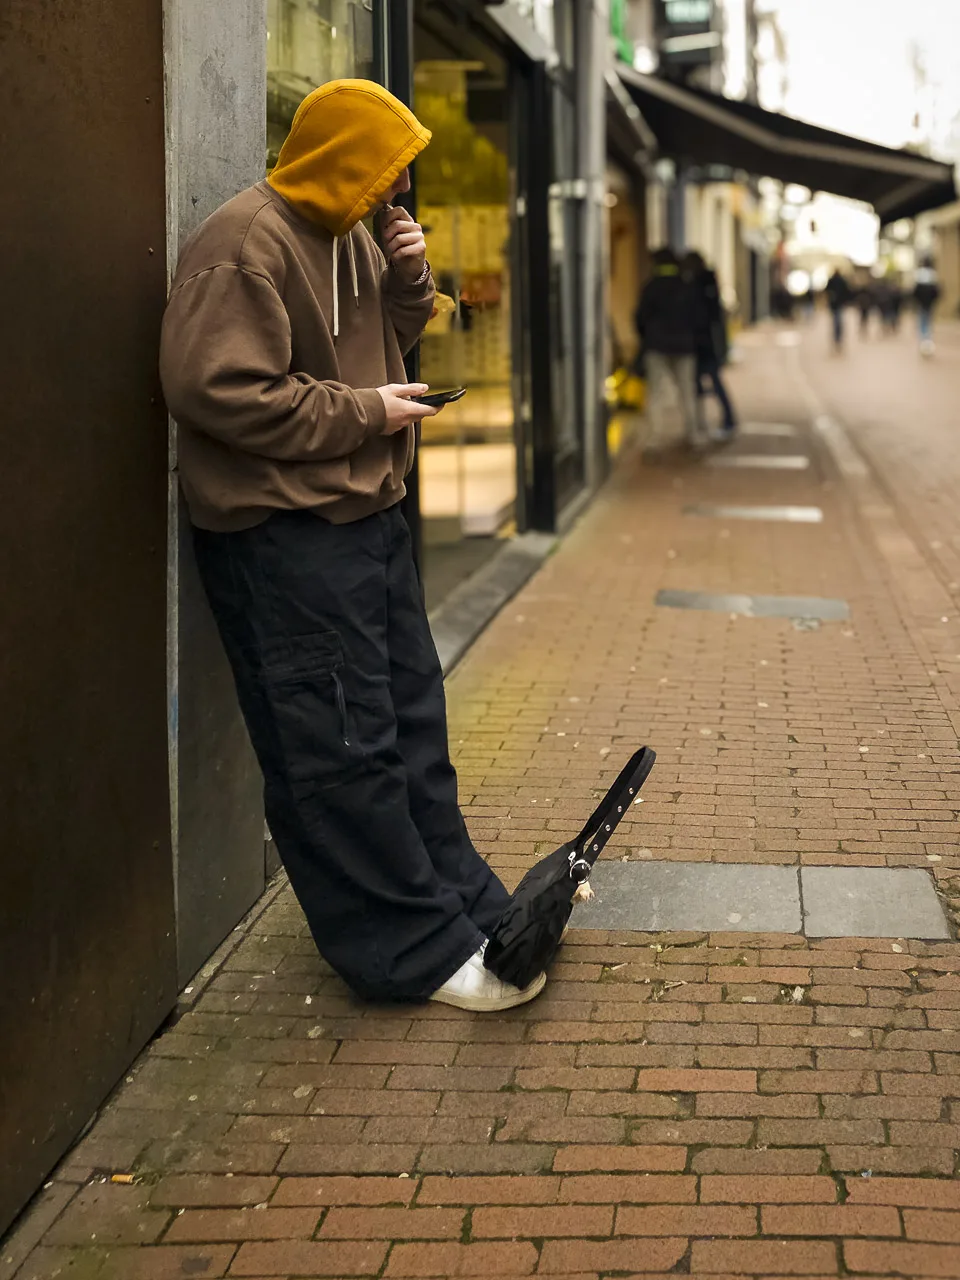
[760,0,960,158]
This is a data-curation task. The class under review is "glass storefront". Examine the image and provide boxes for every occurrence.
[263,3,588,602]
[267,0,375,168]
[412,47,517,610]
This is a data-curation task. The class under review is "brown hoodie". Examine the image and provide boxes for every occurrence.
[159,80,435,531]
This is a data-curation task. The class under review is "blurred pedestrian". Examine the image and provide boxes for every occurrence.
[914,258,941,356]
[160,80,538,1013]
[877,276,903,335]
[682,251,737,437]
[636,247,707,447]
[824,267,852,352]
[856,279,876,339]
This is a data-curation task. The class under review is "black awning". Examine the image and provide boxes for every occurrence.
[618,66,957,224]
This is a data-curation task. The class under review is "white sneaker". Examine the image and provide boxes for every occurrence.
[429,947,546,1012]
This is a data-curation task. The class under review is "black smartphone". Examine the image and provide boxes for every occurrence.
[413,387,467,408]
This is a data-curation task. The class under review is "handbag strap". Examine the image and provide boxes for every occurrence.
[573,746,656,867]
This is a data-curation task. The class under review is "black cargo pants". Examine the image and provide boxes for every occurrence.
[192,505,510,1002]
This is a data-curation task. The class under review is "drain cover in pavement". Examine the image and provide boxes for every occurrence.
[655,589,850,621]
[707,454,810,470]
[573,862,801,933]
[739,422,799,437]
[571,863,951,939]
[684,504,823,523]
[801,867,950,939]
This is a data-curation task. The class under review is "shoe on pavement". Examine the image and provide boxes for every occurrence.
[429,947,546,1012]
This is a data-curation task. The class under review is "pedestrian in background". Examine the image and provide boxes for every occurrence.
[914,257,941,356]
[160,80,541,1014]
[636,247,707,448]
[877,275,903,335]
[856,278,876,339]
[682,250,737,438]
[824,266,852,352]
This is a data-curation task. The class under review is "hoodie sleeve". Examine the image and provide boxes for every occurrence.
[381,262,436,356]
[160,264,386,460]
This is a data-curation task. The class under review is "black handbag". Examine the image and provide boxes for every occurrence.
[483,747,657,990]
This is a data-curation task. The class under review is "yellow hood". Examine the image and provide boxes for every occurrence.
[268,79,432,236]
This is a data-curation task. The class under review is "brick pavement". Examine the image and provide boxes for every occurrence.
[4,319,960,1278]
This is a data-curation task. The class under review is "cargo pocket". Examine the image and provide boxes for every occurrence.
[259,631,362,791]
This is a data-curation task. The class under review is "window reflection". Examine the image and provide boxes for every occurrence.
[267,0,374,169]
[414,57,517,609]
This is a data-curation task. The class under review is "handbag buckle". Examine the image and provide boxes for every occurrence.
[569,857,592,884]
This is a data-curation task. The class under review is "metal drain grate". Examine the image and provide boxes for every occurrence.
[655,589,849,621]
[707,454,810,470]
[684,504,823,523]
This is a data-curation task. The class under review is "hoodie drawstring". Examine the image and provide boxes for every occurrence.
[331,233,361,340]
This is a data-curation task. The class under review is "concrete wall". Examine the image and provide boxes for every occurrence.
[163,0,269,984]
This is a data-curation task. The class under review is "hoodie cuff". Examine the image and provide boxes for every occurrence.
[356,386,387,434]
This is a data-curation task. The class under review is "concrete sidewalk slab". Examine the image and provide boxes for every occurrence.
[655,588,850,620]
[707,453,810,468]
[739,421,800,435]
[802,866,951,939]
[683,503,824,522]
[573,862,802,932]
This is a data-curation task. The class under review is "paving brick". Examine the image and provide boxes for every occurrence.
[692,1149,826,1175]
[472,1205,614,1238]
[271,1175,418,1206]
[700,1177,838,1204]
[417,1175,561,1205]
[902,1209,960,1243]
[828,1146,955,1175]
[845,1177,960,1210]
[537,1237,688,1273]
[761,1205,901,1237]
[19,1245,238,1279]
[616,1205,757,1236]
[230,1239,387,1275]
[558,1174,697,1204]
[163,1207,320,1242]
[418,1144,553,1175]
[277,1144,420,1175]
[384,1241,539,1276]
[634,1068,756,1092]
[844,1240,960,1276]
[320,1207,464,1239]
[552,1146,687,1173]
[44,1184,171,1246]
[691,1238,838,1273]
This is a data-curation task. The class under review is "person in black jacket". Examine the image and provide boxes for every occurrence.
[636,247,707,446]
[682,251,737,436]
[824,267,853,351]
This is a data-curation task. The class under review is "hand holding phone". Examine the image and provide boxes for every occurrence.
[375,383,439,434]
[412,387,467,408]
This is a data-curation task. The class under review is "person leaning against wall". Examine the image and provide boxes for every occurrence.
[159,80,546,1014]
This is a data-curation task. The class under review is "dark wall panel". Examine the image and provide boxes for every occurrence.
[0,0,177,1235]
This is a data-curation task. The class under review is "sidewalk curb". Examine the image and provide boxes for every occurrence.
[431,532,557,676]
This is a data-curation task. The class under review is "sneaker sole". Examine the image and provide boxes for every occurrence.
[429,970,547,1012]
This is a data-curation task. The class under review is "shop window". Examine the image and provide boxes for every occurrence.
[413,54,517,610]
[267,0,375,169]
